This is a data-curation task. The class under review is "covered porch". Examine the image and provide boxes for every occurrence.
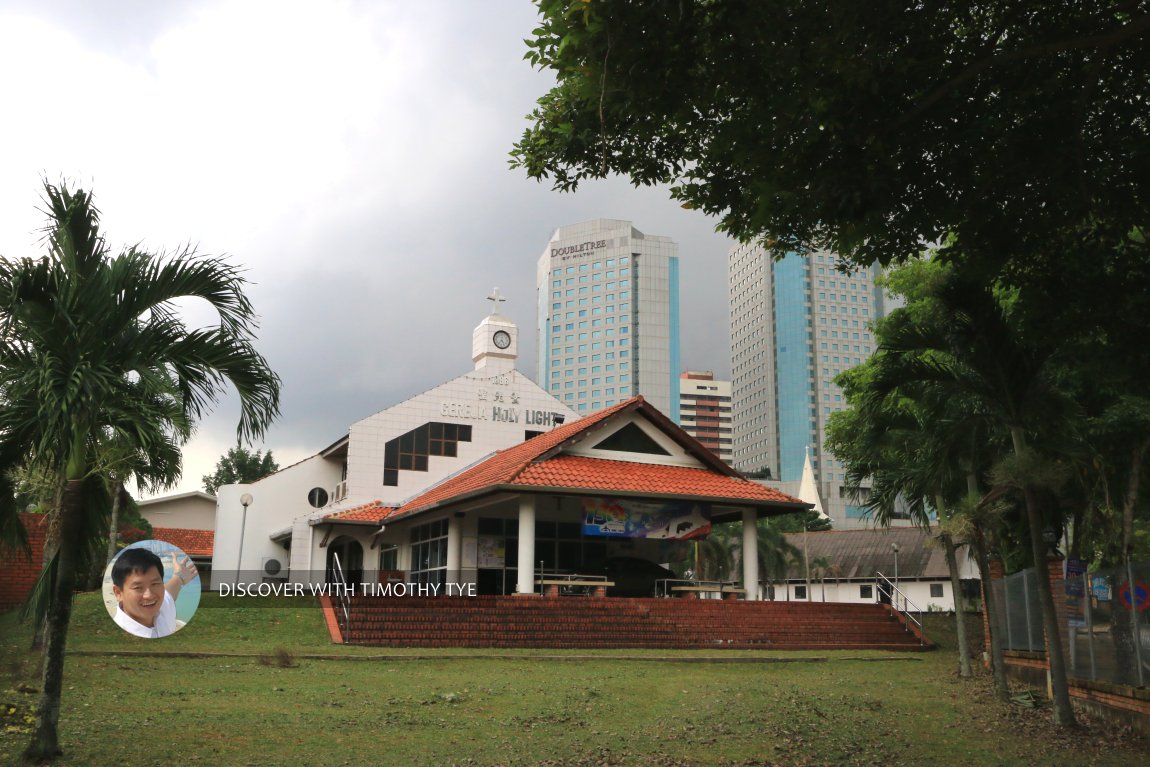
[313,489,798,601]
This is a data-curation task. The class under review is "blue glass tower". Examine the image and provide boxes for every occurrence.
[729,243,886,528]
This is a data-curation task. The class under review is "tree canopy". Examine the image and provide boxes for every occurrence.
[202,445,279,494]
[512,1,1150,271]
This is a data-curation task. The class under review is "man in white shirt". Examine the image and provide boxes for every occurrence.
[111,548,197,639]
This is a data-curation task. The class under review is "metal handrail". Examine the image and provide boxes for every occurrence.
[874,571,925,645]
[330,553,351,640]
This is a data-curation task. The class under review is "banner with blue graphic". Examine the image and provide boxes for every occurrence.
[582,497,711,539]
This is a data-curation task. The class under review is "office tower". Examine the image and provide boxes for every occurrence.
[678,371,732,464]
[729,245,892,528]
[537,219,680,420]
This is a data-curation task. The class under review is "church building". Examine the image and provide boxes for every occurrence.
[211,292,809,598]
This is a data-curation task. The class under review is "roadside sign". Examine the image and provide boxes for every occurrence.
[1118,580,1150,612]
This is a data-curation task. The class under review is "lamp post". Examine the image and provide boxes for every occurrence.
[891,542,901,610]
[803,520,812,602]
[237,493,253,577]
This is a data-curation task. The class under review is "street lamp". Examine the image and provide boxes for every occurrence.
[237,492,254,577]
[891,542,901,610]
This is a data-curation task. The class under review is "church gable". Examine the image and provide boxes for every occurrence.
[591,422,671,456]
[563,412,706,468]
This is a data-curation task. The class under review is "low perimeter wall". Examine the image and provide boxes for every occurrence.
[983,557,1150,734]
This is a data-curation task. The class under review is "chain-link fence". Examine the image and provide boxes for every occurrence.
[992,560,1150,687]
[992,568,1046,652]
[1065,559,1150,687]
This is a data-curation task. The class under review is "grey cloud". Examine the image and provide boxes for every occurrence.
[1,0,736,487]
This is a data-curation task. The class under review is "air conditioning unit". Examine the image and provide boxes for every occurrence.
[262,557,286,582]
[333,480,348,503]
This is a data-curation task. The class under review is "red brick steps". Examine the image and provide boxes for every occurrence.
[335,596,933,651]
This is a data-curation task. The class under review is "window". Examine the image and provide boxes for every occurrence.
[378,544,398,572]
[383,422,472,486]
[409,519,449,586]
[930,583,944,598]
[860,584,873,600]
[794,585,807,599]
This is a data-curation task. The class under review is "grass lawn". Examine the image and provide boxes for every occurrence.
[1,593,1146,766]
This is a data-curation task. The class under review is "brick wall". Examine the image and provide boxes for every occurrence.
[0,513,49,611]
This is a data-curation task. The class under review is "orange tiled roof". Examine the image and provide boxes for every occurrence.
[151,527,214,557]
[513,454,797,502]
[323,500,399,524]
[393,397,805,518]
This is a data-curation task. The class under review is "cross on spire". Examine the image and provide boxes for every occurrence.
[487,287,506,315]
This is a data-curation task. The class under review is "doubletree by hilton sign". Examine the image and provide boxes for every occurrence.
[551,239,608,260]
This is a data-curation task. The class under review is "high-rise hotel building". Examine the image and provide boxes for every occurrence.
[679,371,733,464]
[537,219,680,420]
[729,244,892,528]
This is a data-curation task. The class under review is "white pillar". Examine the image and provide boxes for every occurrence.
[447,514,463,586]
[516,496,537,595]
[742,508,760,601]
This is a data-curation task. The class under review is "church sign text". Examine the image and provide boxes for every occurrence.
[441,402,489,420]
[442,395,562,428]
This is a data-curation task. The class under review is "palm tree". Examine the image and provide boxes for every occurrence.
[96,399,189,579]
[0,181,281,762]
[838,257,1079,723]
[929,273,1080,725]
[827,368,982,679]
[691,523,735,580]
[755,518,799,595]
[825,259,1027,694]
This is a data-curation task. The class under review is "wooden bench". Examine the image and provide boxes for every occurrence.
[536,579,616,597]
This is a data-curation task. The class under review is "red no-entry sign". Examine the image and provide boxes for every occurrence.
[1118,580,1150,612]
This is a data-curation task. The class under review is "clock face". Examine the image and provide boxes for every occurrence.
[493,330,511,349]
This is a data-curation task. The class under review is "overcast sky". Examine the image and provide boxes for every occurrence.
[0,0,735,496]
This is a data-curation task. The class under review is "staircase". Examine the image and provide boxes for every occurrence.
[337,596,933,651]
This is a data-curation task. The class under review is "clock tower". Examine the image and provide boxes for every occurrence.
[472,288,518,373]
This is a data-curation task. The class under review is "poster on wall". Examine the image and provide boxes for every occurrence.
[582,498,711,539]
[477,536,506,568]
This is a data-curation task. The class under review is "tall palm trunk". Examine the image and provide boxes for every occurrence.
[1010,426,1076,727]
[936,493,971,677]
[966,472,1010,699]
[973,532,1011,700]
[23,478,84,762]
[103,482,123,566]
[940,528,972,677]
[32,482,65,653]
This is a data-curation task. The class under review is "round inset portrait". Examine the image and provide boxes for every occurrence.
[103,541,201,639]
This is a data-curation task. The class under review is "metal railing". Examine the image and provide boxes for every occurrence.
[874,571,925,645]
[654,578,737,598]
[330,553,351,640]
[535,563,609,596]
